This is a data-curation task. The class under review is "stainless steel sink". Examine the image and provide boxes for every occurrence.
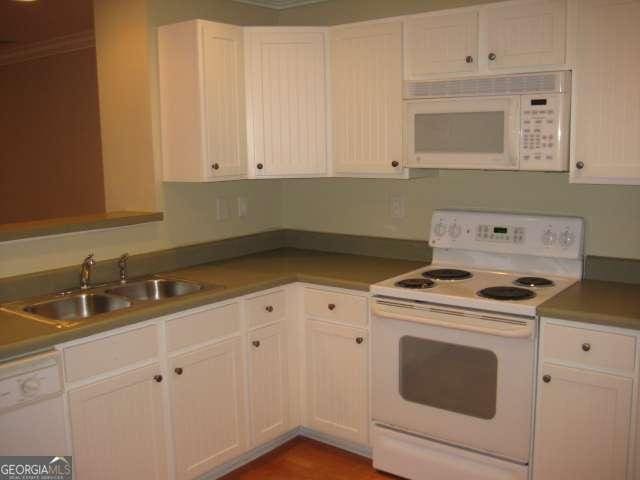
[23,293,131,321]
[105,278,205,301]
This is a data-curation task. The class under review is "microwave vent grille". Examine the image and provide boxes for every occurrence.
[405,72,567,98]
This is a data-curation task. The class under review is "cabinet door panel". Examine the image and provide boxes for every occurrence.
[486,0,566,69]
[170,338,247,480]
[570,0,640,184]
[331,22,404,175]
[246,29,328,177]
[533,363,632,480]
[68,364,168,480]
[404,11,479,78]
[306,320,368,445]
[248,323,289,445]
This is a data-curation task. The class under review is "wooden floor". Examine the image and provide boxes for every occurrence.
[220,437,398,480]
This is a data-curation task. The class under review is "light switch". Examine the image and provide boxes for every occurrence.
[237,196,248,218]
[390,194,406,219]
[216,197,230,221]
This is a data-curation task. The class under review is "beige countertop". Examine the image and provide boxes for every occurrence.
[539,280,640,330]
[0,248,424,361]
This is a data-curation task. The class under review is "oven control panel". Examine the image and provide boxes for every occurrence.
[430,210,584,259]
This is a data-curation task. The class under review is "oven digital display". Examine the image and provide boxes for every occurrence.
[531,99,548,106]
[493,227,508,234]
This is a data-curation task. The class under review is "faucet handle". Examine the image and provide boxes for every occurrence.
[118,253,129,283]
[118,253,129,267]
[84,253,96,265]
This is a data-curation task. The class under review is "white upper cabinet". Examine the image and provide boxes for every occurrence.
[245,28,328,178]
[159,20,247,181]
[569,0,640,185]
[330,22,404,176]
[404,11,479,79]
[484,0,567,70]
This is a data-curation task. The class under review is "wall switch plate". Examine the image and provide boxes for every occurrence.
[390,194,406,219]
[216,197,230,221]
[237,196,248,218]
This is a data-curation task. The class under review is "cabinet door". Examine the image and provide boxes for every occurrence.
[245,29,328,177]
[68,364,168,480]
[570,0,640,184]
[331,22,404,175]
[170,338,247,480]
[306,320,368,445]
[485,0,566,70]
[202,22,247,179]
[404,11,479,78]
[533,363,632,480]
[248,323,289,445]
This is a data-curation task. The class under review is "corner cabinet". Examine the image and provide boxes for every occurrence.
[245,28,329,178]
[568,0,640,185]
[158,20,247,182]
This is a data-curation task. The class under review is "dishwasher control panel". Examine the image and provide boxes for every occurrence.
[0,351,62,411]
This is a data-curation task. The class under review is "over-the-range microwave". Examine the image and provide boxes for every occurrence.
[405,71,571,171]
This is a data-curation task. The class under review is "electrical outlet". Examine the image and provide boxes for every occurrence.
[216,197,230,221]
[390,194,406,219]
[237,196,248,218]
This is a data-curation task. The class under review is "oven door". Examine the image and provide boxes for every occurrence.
[371,299,535,464]
[406,95,520,170]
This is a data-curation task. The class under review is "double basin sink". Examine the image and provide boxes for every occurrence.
[8,278,222,328]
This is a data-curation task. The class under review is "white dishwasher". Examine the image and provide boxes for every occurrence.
[0,350,69,455]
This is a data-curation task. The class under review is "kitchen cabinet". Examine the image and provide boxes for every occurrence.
[306,320,369,445]
[569,0,640,185]
[484,0,566,70]
[68,364,168,480]
[248,322,289,445]
[158,20,247,181]
[169,338,247,480]
[533,319,636,480]
[404,11,479,78]
[245,28,328,178]
[330,22,405,177]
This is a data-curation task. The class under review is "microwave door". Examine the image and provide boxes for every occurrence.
[406,96,520,170]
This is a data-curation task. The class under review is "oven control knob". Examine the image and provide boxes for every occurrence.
[448,223,462,239]
[433,222,447,238]
[559,230,574,248]
[21,377,41,396]
[541,229,557,246]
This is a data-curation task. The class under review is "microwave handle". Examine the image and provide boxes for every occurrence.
[371,304,533,339]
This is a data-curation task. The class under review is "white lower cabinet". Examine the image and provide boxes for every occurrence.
[306,319,369,445]
[169,337,247,480]
[68,363,168,480]
[248,322,289,445]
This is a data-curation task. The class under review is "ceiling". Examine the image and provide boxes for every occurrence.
[231,0,331,9]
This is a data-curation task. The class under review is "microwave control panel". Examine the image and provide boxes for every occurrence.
[520,93,569,171]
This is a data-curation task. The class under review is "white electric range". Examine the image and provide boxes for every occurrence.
[370,210,584,480]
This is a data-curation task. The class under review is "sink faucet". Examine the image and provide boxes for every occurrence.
[79,254,96,290]
[118,253,129,284]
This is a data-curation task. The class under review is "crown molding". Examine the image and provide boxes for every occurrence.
[0,30,95,67]
[231,0,330,9]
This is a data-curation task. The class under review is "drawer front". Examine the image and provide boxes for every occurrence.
[64,325,159,383]
[167,303,240,353]
[543,323,637,373]
[304,288,368,326]
[246,290,286,329]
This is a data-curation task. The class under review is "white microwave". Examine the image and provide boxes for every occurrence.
[405,71,571,171]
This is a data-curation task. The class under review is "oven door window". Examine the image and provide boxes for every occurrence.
[399,335,498,420]
[414,111,505,154]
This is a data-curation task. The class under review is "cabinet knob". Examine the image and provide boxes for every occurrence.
[542,374,551,383]
[355,337,364,344]
[252,340,261,348]
[328,303,336,311]
[488,52,497,61]
[576,161,585,170]
[265,305,274,313]
[257,163,264,170]
[391,161,400,168]
[465,55,474,63]
[174,367,183,375]
[153,374,163,383]
[212,163,220,170]
[582,343,591,352]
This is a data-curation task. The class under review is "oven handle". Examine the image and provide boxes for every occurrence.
[371,304,534,339]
